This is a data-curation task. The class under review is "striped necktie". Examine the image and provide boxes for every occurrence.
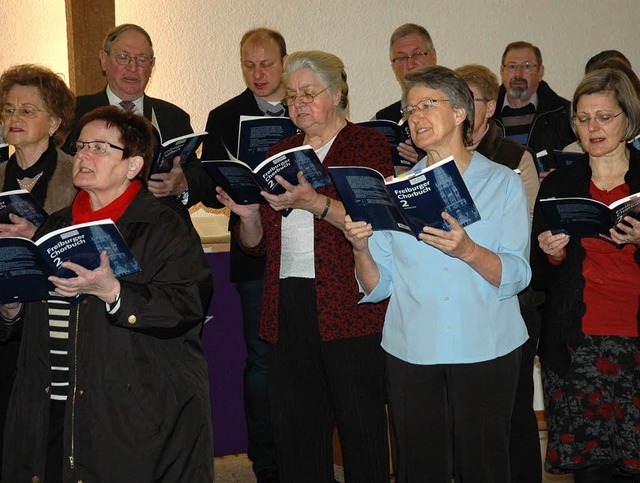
[119,100,135,112]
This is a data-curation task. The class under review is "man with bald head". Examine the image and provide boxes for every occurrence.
[65,23,216,216]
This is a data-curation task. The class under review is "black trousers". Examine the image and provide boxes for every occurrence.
[509,303,542,483]
[387,347,521,483]
[268,278,389,483]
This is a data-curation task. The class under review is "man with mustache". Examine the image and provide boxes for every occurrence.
[492,41,575,172]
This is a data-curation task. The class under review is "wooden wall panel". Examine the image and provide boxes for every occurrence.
[65,0,114,95]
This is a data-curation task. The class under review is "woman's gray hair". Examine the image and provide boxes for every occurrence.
[402,65,475,146]
[283,50,349,114]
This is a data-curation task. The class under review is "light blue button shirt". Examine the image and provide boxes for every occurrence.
[359,151,530,364]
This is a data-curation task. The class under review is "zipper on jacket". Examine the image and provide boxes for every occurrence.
[525,104,567,149]
[68,304,80,469]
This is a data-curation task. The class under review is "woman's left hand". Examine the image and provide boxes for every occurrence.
[611,215,640,245]
[49,251,120,303]
[0,213,37,239]
[419,211,476,260]
[262,171,321,213]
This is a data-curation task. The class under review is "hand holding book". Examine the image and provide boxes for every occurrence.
[540,190,640,244]
[0,212,38,240]
[49,250,121,303]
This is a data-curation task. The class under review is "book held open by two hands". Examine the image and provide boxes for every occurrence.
[201,145,333,213]
[329,156,480,239]
[540,191,640,243]
[0,219,140,303]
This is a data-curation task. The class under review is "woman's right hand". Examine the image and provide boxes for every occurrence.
[215,186,260,219]
[344,215,373,252]
[538,230,569,260]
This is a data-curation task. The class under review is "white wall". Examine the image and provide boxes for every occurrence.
[115,0,640,132]
[0,0,638,133]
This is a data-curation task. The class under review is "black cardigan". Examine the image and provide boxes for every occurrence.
[531,147,640,374]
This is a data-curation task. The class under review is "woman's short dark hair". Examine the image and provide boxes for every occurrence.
[585,50,631,74]
[78,106,154,182]
[403,65,475,146]
[0,64,76,147]
[572,68,640,142]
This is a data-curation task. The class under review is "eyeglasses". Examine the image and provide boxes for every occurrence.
[282,87,329,106]
[110,52,154,68]
[401,98,450,118]
[72,140,125,155]
[1,105,49,119]
[391,50,432,65]
[572,111,624,127]
[502,62,539,72]
[473,98,489,103]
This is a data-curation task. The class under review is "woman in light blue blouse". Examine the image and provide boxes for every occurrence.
[344,65,531,482]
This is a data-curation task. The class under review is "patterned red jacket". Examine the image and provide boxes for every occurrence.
[235,122,394,343]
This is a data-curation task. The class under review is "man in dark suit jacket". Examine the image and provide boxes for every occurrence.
[374,23,436,166]
[201,28,287,483]
[64,23,216,214]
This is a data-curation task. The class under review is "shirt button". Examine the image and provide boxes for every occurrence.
[128,315,137,324]
[444,296,449,301]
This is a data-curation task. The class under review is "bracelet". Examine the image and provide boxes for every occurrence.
[315,196,331,220]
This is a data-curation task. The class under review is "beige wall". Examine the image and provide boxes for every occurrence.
[1,0,639,134]
[0,1,68,81]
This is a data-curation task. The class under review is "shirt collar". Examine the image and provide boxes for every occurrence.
[502,90,538,112]
[106,85,144,114]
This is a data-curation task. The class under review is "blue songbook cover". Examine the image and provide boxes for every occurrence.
[150,130,206,175]
[0,219,140,303]
[0,189,48,227]
[237,116,299,169]
[541,191,640,243]
[358,119,413,169]
[329,156,480,239]
[202,145,332,215]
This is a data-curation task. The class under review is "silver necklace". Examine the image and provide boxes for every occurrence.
[17,171,44,190]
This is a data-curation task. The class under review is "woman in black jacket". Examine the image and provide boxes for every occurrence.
[532,69,640,482]
[0,107,213,482]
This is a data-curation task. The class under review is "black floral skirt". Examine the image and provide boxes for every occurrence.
[542,335,640,475]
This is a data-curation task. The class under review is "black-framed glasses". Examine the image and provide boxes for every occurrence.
[109,52,154,68]
[72,140,125,155]
[474,97,489,103]
[502,62,539,72]
[571,111,624,127]
[1,105,49,119]
[401,98,450,119]
[391,50,432,65]
[282,87,329,106]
